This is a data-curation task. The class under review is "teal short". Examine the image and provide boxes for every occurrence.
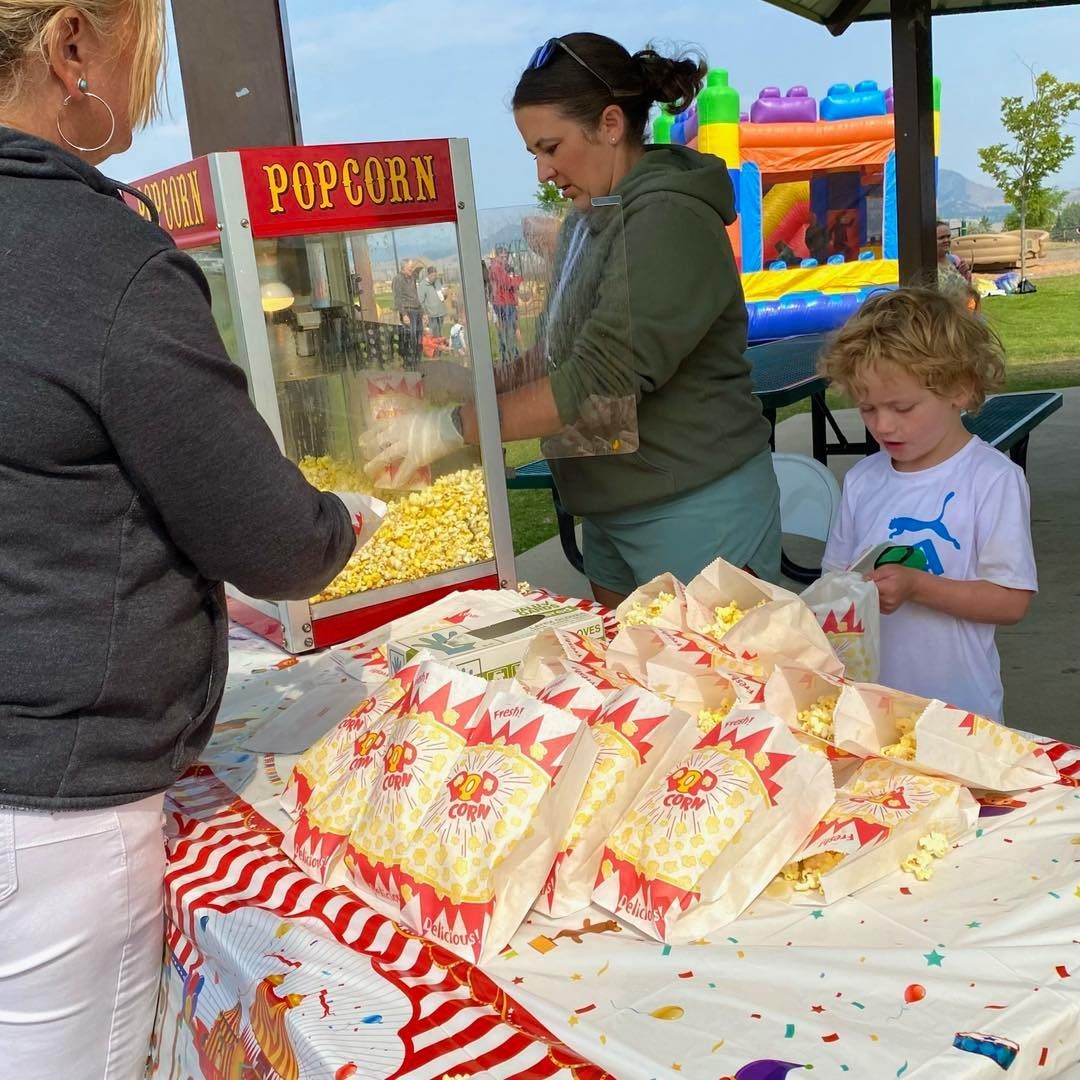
[581,449,781,595]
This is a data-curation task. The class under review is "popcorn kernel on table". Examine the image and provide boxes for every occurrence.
[620,592,676,628]
[298,465,495,602]
[796,694,839,742]
[901,830,950,881]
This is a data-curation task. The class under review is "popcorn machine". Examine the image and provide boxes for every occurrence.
[127,140,515,652]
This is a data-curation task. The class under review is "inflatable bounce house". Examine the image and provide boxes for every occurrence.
[655,70,942,342]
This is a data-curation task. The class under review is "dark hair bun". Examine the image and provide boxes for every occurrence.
[633,48,707,114]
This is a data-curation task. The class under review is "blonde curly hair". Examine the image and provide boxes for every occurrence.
[0,0,165,128]
[819,287,1005,411]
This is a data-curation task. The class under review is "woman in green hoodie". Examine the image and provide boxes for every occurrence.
[367,33,780,607]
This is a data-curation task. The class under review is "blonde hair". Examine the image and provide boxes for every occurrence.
[0,0,165,128]
[820,287,1005,411]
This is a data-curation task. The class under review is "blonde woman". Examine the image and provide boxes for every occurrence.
[0,5,372,1074]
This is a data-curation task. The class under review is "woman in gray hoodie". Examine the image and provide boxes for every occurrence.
[0,3,377,1073]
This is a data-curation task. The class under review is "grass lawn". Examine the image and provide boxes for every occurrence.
[502,274,1080,554]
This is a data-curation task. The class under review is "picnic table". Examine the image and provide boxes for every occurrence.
[507,337,1062,578]
[150,616,1080,1080]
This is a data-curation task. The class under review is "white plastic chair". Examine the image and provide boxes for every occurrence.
[771,452,841,582]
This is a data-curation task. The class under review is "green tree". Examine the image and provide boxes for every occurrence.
[1002,185,1066,231]
[536,181,570,215]
[1054,201,1080,240]
[978,69,1080,283]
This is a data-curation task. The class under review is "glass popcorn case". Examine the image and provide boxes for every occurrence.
[127,141,515,652]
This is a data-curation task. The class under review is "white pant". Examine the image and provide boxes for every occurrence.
[0,794,165,1079]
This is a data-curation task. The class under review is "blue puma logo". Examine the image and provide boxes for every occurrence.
[888,491,961,550]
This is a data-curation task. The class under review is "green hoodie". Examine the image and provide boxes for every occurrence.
[546,144,771,516]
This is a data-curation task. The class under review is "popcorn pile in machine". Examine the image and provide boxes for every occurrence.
[128,140,514,651]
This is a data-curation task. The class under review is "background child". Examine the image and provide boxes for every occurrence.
[820,288,1036,722]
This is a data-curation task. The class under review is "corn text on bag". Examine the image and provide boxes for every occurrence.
[335,664,488,916]
[536,687,700,919]
[397,690,597,963]
[684,557,843,679]
[593,706,834,941]
[770,758,977,905]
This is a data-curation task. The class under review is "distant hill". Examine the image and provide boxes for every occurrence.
[937,168,1080,223]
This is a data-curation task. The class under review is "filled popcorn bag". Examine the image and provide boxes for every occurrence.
[769,758,978,905]
[605,624,764,732]
[614,573,688,632]
[764,665,862,767]
[334,663,488,917]
[833,684,1058,792]
[396,690,597,963]
[280,658,427,820]
[684,557,842,679]
[593,706,834,942]
[536,687,701,919]
[799,571,881,683]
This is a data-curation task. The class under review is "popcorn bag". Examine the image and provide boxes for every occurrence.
[593,706,835,942]
[358,369,431,490]
[605,625,764,732]
[280,661,423,820]
[280,661,432,881]
[396,690,597,963]
[536,687,701,919]
[334,663,489,917]
[615,573,688,632]
[764,666,862,764]
[684,557,842,679]
[771,758,978,905]
[517,629,632,696]
[799,571,881,683]
[533,670,611,723]
[833,685,1059,792]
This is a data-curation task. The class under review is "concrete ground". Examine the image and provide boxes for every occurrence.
[514,389,1080,745]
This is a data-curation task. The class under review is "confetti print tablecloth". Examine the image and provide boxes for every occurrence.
[150,622,1080,1080]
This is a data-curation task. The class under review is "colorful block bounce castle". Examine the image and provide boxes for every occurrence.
[655,70,942,342]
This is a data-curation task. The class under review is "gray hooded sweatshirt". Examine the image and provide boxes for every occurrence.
[0,128,355,810]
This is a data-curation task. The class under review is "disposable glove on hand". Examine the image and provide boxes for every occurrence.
[331,492,387,550]
[360,407,465,489]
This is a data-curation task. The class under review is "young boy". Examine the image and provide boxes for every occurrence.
[821,288,1036,722]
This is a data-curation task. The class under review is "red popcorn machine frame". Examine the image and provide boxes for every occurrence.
[128,140,515,652]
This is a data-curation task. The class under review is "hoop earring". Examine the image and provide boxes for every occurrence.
[56,90,116,154]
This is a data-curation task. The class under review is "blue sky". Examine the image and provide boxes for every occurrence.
[111,0,1080,206]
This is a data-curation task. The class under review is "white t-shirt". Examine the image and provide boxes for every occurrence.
[823,437,1037,721]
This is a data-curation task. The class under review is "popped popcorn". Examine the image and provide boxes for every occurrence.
[881,712,920,761]
[305,468,495,601]
[901,830,951,881]
[297,454,374,495]
[619,592,675,629]
[701,599,763,638]
[697,702,734,735]
[776,850,845,893]
[796,694,839,742]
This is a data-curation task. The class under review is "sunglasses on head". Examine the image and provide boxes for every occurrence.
[527,37,637,99]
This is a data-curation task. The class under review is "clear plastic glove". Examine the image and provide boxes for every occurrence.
[420,359,472,403]
[332,492,387,550]
[360,408,465,489]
